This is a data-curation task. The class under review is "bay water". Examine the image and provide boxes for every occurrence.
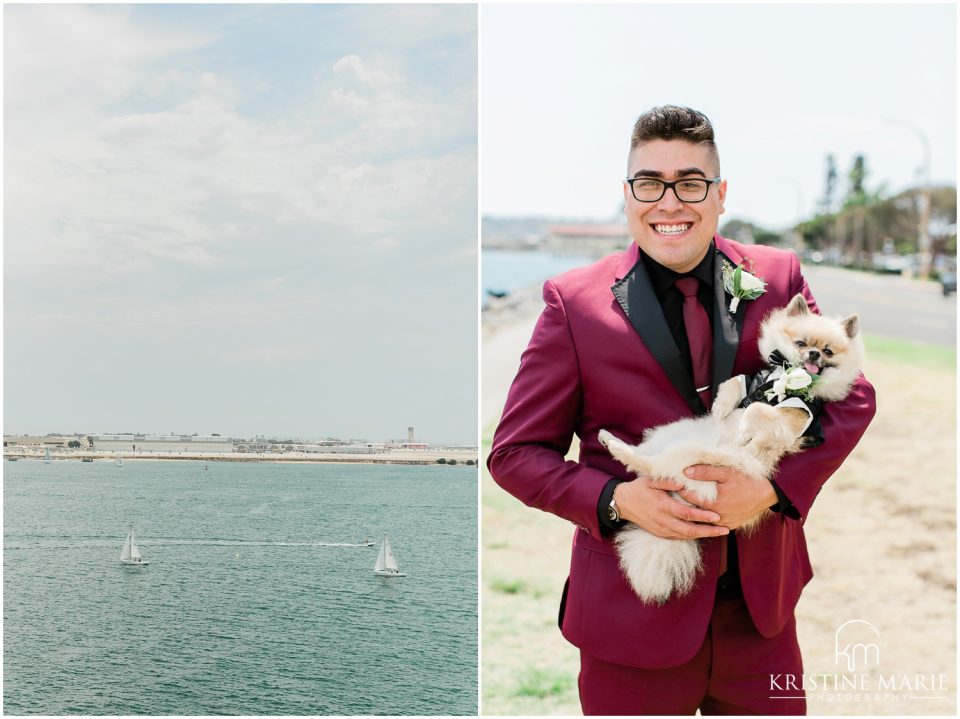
[3,459,477,715]
[481,249,594,301]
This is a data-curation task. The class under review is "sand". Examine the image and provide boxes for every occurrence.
[5,448,479,466]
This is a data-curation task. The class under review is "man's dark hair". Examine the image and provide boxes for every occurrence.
[629,105,720,173]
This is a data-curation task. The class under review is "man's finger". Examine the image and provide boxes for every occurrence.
[675,488,717,512]
[671,501,721,524]
[684,464,727,481]
[663,518,729,540]
[648,476,686,492]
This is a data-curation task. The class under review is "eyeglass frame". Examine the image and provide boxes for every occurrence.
[625,176,722,203]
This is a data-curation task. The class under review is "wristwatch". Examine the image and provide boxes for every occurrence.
[607,496,621,523]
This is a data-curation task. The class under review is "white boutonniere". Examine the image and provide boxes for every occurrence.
[764,365,819,403]
[721,260,767,313]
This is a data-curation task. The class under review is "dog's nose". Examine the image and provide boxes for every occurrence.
[807,350,820,361]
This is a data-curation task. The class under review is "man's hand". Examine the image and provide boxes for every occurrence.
[677,465,777,529]
[613,476,730,540]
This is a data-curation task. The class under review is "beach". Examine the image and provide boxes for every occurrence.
[481,282,957,715]
[4,448,478,466]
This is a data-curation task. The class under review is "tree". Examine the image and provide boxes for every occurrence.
[719,219,782,246]
[818,154,838,213]
[849,154,866,199]
[844,155,886,210]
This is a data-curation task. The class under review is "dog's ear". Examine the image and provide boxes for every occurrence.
[840,314,859,338]
[786,294,811,316]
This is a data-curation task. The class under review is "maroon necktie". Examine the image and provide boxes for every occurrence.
[674,277,713,411]
[675,277,726,574]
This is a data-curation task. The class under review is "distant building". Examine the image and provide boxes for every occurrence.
[91,434,234,453]
[3,435,76,448]
[290,443,380,455]
[546,222,630,255]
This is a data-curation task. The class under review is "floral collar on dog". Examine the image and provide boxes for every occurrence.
[734,351,825,447]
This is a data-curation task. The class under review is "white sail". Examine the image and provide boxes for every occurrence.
[44,449,51,463]
[120,527,148,565]
[120,530,133,561]
[383,538,399,571]
[129,530,142,561]
[374,540,388,572]
[373,535,404,576]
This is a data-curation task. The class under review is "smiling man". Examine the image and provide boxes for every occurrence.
[488,106,876,715]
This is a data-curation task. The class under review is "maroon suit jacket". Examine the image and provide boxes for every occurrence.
[488,235,876,670]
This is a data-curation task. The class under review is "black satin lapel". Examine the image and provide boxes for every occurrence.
[712,249,746,388]
[612,259,702,416]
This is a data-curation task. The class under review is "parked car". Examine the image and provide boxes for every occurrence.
[939,271,957,296]
[872,253,914,275]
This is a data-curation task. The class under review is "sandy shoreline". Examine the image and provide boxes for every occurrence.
[4,449,479,467]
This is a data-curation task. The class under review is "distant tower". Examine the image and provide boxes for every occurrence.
[408,426,414,443]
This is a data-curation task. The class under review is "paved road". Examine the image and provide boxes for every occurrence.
[801,265,956,348]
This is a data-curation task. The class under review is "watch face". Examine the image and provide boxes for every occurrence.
[607,504,618,521]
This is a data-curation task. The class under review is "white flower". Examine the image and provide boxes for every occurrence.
[782,367,813,390]
[738,271,766,293]
[767,366,813,402]
[721,261,767,313]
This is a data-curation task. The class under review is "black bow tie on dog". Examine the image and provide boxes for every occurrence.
[767,349,791,368]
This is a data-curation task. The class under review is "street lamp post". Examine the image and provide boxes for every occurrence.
[885,119,933,279]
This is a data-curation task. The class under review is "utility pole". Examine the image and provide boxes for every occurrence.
[885,119,932,279]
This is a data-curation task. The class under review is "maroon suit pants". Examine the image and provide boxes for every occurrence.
[578,593,805,715]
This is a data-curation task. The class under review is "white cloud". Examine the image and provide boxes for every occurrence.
[4,4,478,442]
[4,5,211,113]
[332,54,391,86]
[5,8,476,279]
[373,236,400,249]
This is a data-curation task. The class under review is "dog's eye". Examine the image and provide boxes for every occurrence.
[794,339,805,348]
[823,347,834,357]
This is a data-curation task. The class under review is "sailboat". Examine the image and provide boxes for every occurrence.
[120,528,149,566]
[44,448,52,464]
[116,453,123,466]
[373,535,405,577]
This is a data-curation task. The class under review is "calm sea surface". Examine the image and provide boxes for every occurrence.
[4,460,477,715]
[481,249,594,301]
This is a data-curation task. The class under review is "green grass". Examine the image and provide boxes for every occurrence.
[863,333,956,371]
[482,423,496,447]
[513,667,576,699]
[490,578,527,595]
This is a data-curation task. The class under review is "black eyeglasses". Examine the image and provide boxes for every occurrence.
[625,176,721,203]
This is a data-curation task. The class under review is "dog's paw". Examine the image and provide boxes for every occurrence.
[598,429,625,450]
[712,378,743,419]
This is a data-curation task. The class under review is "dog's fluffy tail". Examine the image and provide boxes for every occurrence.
[598,429,654,476]
[615,525,703,604]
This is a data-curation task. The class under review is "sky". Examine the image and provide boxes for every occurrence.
[481,2,957,230]
[4,3,478,443]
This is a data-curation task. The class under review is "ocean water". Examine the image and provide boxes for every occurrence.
[3,460,478,715]
[481,249,594,299]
